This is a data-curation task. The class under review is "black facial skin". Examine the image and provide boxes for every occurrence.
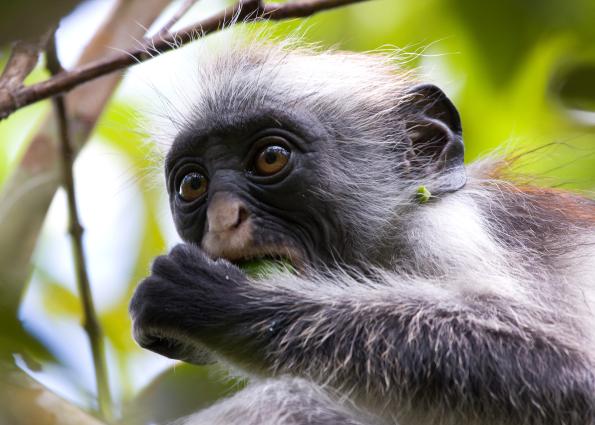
[131,105,354,364]
[165,108,348,267]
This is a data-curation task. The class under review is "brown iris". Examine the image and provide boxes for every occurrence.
[178,172,208,201]
[254,145,290,176]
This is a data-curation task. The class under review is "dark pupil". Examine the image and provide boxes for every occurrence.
[264,150,278,164]
[188,174,202,189]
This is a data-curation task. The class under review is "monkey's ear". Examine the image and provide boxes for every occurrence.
[401,84,466,194]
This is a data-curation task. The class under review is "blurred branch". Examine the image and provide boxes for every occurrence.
[0,367,107,425]
[0,42,41,90]
[46,35,112,422]
[0,0,171,355]
[0,0,369,120]
[0,28,55,113]
[0,1,170,420]
[156,0,201,36]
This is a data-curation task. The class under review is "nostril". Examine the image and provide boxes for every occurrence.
[235,205,249,228]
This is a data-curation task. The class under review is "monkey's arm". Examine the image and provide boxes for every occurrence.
[130,244,595,424]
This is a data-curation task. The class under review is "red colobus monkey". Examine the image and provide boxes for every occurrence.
[130,40,595,425]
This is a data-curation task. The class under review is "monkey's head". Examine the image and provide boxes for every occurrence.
[159,42,466,271]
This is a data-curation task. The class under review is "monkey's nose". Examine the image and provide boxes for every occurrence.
[202,192,253,260]
[206,192,250,233]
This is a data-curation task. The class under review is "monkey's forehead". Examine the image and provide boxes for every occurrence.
[197,46,414,113]
[145,40,418,151]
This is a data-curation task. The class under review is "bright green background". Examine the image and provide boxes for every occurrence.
[0,0,594,423]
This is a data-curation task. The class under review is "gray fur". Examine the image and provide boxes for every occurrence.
[182,377,371,425]
[143,35,595,425]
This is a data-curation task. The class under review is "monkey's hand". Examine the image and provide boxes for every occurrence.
[129,243,247,364]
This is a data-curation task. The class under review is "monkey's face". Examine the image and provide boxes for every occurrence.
[165,109,347,271]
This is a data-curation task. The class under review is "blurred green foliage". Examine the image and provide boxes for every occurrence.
[0,0,594,423]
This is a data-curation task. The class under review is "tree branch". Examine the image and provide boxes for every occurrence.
[0,0,369,120]
[46,35,113,421]
[155,0,201,36]
[0,42,41,90]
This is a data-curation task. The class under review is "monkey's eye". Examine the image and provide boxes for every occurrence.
[178,172,208,201]
[254,145,290,176]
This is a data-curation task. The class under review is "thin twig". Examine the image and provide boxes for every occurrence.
[0,42,40,89]
[155,0,201,36]
[0,0,369,120]
[47,35,113,422]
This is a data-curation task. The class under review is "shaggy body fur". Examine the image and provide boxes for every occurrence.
[135,37,595,425]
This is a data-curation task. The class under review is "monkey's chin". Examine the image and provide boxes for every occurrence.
[133,326,215,365]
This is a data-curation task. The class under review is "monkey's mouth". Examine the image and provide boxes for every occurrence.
[209,244,305,275]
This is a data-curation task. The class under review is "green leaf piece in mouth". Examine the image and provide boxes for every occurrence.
[237,258,295,279]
